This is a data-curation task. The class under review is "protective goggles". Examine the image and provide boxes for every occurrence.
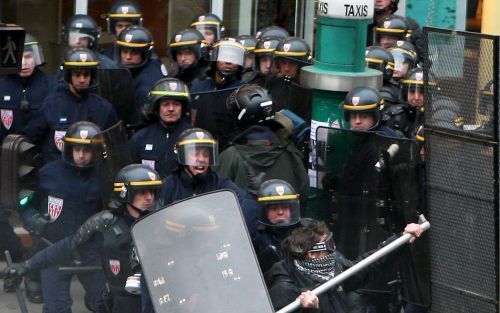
[308,232,336,253]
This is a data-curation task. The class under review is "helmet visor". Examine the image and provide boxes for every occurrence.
[177,140,218,167]
[67,30,96,48]
[24,42,45,66]
[62,139,104,168]
[212,43,245,67]
[259,198,300,227]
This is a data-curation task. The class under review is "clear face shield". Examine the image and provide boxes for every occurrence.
[23,42,45,67]
[67,30,96,49]
[193,24,221,45]
[402,83,424,106]
[391,50,414,78]
[177,140,219,167]
[211,43,245,67]
[62,140,104,168]
[259,197,300,227]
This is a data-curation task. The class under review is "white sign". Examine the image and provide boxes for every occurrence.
[317,0,374,20]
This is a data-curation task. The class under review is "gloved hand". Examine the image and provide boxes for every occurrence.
[4,261,31,288]
[30,213,51,236]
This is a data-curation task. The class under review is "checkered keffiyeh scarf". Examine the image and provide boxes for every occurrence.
[294,253,337,283]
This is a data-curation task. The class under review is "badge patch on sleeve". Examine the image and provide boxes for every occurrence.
[109,259,121,275]
[47,196,64,221]
[1,109,13,130]
[54,130,66,151]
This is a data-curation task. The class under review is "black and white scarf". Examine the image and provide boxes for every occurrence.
[294,253,337,283]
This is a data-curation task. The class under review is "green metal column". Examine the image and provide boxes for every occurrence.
[301,0,382,219]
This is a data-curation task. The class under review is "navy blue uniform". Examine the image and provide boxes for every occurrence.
[22,85,119,163]
[26,210,141,313]
[129,121,192,178]
[130,59,167,111]
[23,159,106,313]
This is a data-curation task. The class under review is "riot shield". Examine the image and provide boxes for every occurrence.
[91,121,132,206]
[266,77,313,122]
[131,190,274,313]
[192,87,239,150]
[95,68,138,127]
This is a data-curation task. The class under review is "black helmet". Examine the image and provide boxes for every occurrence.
[62,121,103,167]
[24,33,45,67]
[190,13,224,44]
[389,40,417,55]
[226,84,274,127]
[365,46,394,81]
[106,1,143,35]
[236,35,257,53]
[375,15,409,45]
[147,77,191,118]
[116,25,154,68]
[169,28,206,62]
[254,36,280,72]
[175,128,218,167]
[113,164,162,207]
[62,48,99,88]
[257,179,300,227]
[63,14,101,50]
[274,37,312,66]
[342,86,384,131]
[402,68,438,103]
[388,45,417,78]
[382,103,408,133]
[375,0,399,14]
[255,26,289,41]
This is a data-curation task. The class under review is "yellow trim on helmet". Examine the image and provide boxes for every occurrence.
[375,27,406,33]
[275,51,308,56]
[169,40,204,47]
[243,46,255,52]
[150,91,189,98]
[388,47,417,56]
[416,133,424,142]
[365,58,395,68]
[64,137,92,144]
[116,40,153,47]
[191,21,220,26]
[254,48,275,53]
[258,194,298,202]
[213,41,245,50]
[113,180,163,191]
[178,139,216,146]
[165,219,186,232]
[402,79,437,86]
[343,103,378,110]
[108,13,142,18]
[63,61,99,66]
[481,90,494,95]
[25,41,38,46]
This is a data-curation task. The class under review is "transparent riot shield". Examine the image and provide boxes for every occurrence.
[95,68,138,127]
[91,121,132,206]
[266,76,313,122]
[131,190,274,313]
[191,87,239,150]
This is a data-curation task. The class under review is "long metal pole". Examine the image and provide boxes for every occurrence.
[277,218,431,313]
[4,250,29,313]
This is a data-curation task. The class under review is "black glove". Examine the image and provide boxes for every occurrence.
[5,261,31,287]
[30,213,51,236]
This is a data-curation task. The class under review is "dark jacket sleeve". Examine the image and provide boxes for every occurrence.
[28,236,75,270]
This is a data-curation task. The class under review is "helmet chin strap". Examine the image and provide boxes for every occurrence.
[128,202,151,218]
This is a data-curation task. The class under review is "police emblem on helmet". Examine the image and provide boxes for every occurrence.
[79,53,88,62]
[147,171,156,180]
[80,130,88,139]
[283,43,291,52]
[396,40,404,47]
[384,21,391,28]
[276,185,285,196]
[416,72,423,81]
[175,34,182,42]
[256,31,262,38]
[121,6,129,14]
[240,40,245,45]
[196,131,205,139]
[199,16,205,22]
[125,34,133,43]
[352,96,360,105]
[264,41,271,49]
[169,82,177,91]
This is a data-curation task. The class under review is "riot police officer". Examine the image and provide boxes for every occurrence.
[190,12,224,45]
[253,179,306,274]
[365,45,400,105]
[22,121,108,313]
[216,84,309,204]
[22,48,119,164]
[5,164,163,313]
[255,25,290,41]
[236,35,258,83]
[266,36,313,122]
[102,1,143,60]
[388,42,417,83]
[129,78,193,178]
[116,25,168,113]
[168,28,208,87]
[374,15,409,49]
[244,36,281,85]
[0,32,57,301]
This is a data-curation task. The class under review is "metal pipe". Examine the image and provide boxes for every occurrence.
[277,217,431,313]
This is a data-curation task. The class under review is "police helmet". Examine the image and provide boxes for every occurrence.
[226,84,274,127]
[210,40,246,67]
[23,33,45,67]
[402,68,438,104]
[63,14,101,51]
[237,35,257,53]
[375,15,409,44]
[342,86,384,131]
[388,45,417,78]
[255,26,290,40]
[169,28,206,63]
[274,37,312,66]
[116,25,154,68]
[258,179,300,227]
[382,103,409,133]
[62,121,103,168]
[175,128,218,167]
[365,46,394,81]
[62,48,99,88]
[254,36,281,72]
[190,13,224,44]
[113,164,162,207]
[106,1,143,35]
[147,77,190,119]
